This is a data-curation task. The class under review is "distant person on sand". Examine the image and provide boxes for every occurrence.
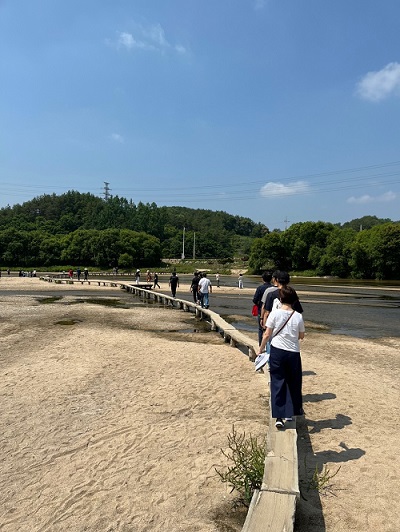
[215,272,220,287]
[153,272,160,289]
[84,268,89,281]
[135,269,140,285]
[238,273,244,289]
[198,273,212,309]
[169,272,179,297]
[256,285,305,430]
[68,269,73,279]
[76,267,81,281]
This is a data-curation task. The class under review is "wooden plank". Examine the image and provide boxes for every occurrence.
[242,490,297,532]
[262,424,299,496]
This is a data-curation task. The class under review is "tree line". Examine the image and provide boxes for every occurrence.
[249,218,400,280]
[0,191,267,268]
[1,191,398,278]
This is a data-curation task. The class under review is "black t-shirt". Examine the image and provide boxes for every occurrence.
[170,275,179,287]
[191,276,200,289]
[264,288,303,313]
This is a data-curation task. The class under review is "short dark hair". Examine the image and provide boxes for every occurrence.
[272,270,281,280]
[262,271,272,283]
[277,271,290,285]
[279,285,298,305]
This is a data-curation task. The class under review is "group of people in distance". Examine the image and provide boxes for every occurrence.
[166,270,213,308]
[252,270,305,430]
[134,269,161,289]
[189,271,212,308]
[166,270,214,308]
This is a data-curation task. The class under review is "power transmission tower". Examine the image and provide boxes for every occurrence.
[103,182,111,201]
[284,217,291,230]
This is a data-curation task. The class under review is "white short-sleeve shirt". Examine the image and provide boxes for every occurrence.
[267,309,305,352]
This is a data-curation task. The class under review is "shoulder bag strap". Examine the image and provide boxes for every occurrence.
[272,310,295,338]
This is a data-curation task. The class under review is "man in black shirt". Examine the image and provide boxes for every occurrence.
[190,271,200,304]
[169,272,179,298]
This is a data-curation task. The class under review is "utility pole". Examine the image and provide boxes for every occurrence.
[284,216,291,230]
[182,226,185,259]
[103,182,111,201]
[193,232,196,260]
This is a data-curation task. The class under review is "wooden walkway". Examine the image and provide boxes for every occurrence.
[40,276,299,531]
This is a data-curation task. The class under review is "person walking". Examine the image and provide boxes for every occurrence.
[256,286,305,429]
[261,271,303,329]
[190,271,200,304]
[252,271,273,346]
[153,272,160,289]
[198,273,212,309]
[135,269,141,285]
[238,273,244,289]
[169,272,179,297]
[84,268,89,281]
[215,272,220,288]
[76,267,81,281]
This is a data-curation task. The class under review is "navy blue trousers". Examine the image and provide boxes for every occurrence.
[269,345,303,419]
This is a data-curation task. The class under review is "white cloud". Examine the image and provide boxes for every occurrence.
[145,23,169,48]
[260,180,310,198]
[115,32,151,51]
[356,62,400,102]
[118,32,135,50]
[107,25,186,55]
[110,133,124,143]
[347,191,396,204]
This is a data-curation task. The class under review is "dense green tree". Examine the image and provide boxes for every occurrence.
[342,215,392,232]
[318,228,356,277]
[350,223,400,279]
[282,222,336,271]
[249,232,289,272]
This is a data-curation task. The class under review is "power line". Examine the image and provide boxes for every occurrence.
[0,160,399,204]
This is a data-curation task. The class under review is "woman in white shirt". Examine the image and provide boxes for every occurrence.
[258,285,305,429]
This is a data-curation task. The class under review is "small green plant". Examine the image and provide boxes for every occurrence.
[303,459,341,497]
[215,425,266,507]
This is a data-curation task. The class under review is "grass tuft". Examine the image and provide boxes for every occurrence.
[215,425,266,508]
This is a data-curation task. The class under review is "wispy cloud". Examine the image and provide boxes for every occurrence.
[116,32,150,51]
[356,62,400,102]
[110,133,124,143]
[107,24,187,55]
[260,181,310,198]
[347,191,396,204]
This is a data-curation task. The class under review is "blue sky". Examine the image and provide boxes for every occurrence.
[1,0,399,230]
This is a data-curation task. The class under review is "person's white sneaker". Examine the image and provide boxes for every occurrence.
[275,418,284,429]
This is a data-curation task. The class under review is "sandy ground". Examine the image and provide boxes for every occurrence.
[0,277,399,531]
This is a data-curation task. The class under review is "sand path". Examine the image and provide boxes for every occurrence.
[0,277,399,531]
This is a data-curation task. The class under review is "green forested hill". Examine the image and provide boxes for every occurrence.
[1,192,398,278]
[0,191,268,267]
